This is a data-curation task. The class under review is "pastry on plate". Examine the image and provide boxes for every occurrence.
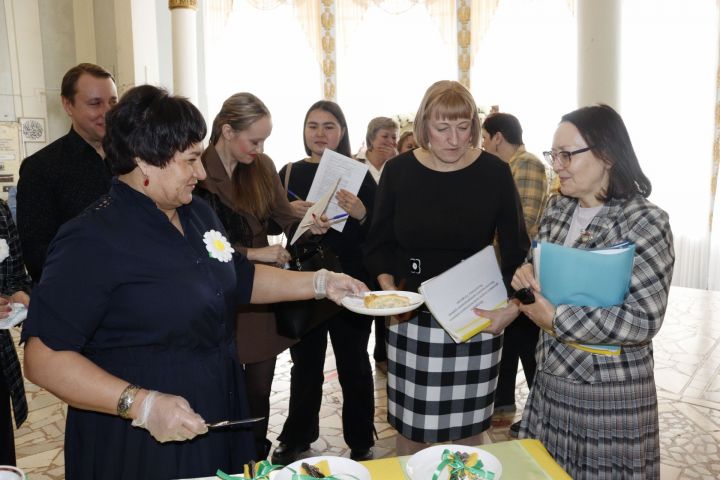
[363,293,410,309]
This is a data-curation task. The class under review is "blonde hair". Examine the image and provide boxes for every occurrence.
[365,117,399,151]
[210,93,269,144]
[413,81,481,150]
[211,93,275,221]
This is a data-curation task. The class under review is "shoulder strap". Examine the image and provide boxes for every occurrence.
[283,162,293,193]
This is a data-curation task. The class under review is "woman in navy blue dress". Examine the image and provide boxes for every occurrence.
[20,85,366,480]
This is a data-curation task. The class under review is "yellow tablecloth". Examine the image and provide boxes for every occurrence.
[189,439,570,479]
[362,439,571,479]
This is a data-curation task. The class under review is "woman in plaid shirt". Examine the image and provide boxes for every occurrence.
[482,104,674,479]
[0,199,32,465]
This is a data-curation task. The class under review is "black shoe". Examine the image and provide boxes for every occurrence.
[509,421,521,438]
[350,448,374,461]
[271,442,311,465]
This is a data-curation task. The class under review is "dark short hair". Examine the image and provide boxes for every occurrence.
[60,63,115,104]
[303,100,352,158]
[482,112,524,145]
[561,104,651,201]
[103,85,207,175]
[413,81,480,150]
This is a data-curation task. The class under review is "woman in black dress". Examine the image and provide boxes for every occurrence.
[21,85,366,480]
[364,81,529,454]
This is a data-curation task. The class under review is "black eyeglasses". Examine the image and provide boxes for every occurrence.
[542,146,593,167]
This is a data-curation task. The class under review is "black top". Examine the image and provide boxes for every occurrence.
[278,160,376,282]
[17,127,112,282]
[21,179,256,479]
[364,150,529,292]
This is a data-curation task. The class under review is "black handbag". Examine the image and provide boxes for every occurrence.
[274,244,344,339]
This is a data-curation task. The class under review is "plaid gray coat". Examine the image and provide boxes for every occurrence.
[1,199,32,427]
[533,194,674,383]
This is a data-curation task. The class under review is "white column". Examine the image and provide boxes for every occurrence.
[577,0,620,108]
[169,0,198,106]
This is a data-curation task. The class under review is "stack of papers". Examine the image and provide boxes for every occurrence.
[418,245,507,343]
[534,241,635,355]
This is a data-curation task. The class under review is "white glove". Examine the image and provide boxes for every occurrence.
[131,390,208,443]
[313,269,369,304]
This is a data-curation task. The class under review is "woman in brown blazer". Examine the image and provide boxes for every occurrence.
[197,92,328,460]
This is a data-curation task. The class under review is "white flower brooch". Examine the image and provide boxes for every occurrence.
[203,230,234,263]
[0,238,9,263]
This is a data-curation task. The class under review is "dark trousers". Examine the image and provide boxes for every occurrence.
[0,369,16,465]
[372,316,387,362]
[495,313,540,407]
[243,357,277,460]
[278,309,374,450]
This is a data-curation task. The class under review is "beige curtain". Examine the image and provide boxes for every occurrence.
[292,0,323,66]
[708,14,720,289]
[335,0,455,52]
[470,0,500,55]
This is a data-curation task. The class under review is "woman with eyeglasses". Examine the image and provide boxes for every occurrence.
[479,104,674,479]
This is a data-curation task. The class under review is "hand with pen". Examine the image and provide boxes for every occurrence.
[287,189,314,219]
[335,188,367,222]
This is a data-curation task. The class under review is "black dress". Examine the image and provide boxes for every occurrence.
[21,179,256,479]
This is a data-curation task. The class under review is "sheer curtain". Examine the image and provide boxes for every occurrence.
[202,0,323,168]
[620,0,719,289]
[470,0,576,157]
[335,0,456,153]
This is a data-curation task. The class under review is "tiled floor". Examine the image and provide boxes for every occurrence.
[10,286,720,479]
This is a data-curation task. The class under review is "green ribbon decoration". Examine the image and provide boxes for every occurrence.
[430,449,496,480]
[216,460,283,479]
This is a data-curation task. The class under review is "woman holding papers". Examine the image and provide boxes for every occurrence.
[271,101,378,464]
[365,80,529,455]
[501,104,674,479]
[196,92,330,460]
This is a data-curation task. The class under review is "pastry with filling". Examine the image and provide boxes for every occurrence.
[363,293,410,309]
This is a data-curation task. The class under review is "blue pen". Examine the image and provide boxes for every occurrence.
[287,189,304,201]
[330,213,349,221]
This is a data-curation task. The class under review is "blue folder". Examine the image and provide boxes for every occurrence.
[536,241,635,356]
[538,241,635,307]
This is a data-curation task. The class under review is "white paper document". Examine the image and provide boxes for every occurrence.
[306,149,368,232]
[418,245,508,343]
[289,178,340,246]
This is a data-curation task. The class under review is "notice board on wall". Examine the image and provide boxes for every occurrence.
[0,122,21,201]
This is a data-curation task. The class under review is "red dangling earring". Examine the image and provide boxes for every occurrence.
[143,177,149,187]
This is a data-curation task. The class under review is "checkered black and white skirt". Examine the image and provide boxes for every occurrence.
[520,370,660,479]
[386,310,503,443]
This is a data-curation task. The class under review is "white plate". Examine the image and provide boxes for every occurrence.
[341,291,424,316]
[0,303,27,330]
[274,456,371,480]
[405,444,502,480]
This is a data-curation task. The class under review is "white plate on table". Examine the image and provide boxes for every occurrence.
[0,303,27,330]
[275,456,370,480]
[341,291,424,316]
[405,444,502,480]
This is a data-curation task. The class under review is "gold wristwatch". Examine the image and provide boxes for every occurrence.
[117,384,141,419]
